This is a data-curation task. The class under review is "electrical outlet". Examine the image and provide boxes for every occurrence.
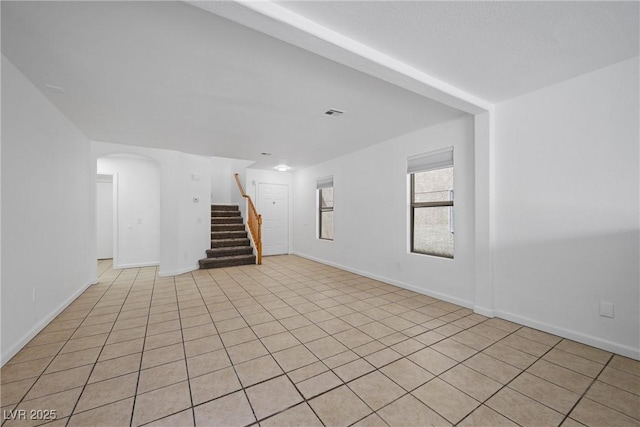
[599,301,614,318]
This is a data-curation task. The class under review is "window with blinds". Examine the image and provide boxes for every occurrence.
[408,147,454,258]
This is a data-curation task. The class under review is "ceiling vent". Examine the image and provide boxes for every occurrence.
[324,109,344,117]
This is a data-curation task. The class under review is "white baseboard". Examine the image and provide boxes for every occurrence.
[292,251,474,310]
[158,266,198,277]
[494,310,640,361]
[114,261,159,270]
[1,280,94,366]
[291,252,639,361]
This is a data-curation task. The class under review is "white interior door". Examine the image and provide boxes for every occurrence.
[96,175,114,259]
[258,183,289,256]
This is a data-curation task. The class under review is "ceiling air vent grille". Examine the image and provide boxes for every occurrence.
[324,109,344,117]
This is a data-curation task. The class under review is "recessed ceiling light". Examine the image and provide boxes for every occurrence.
[324,109,344,117]
[275,164,290,172]
[261,152,272,156]
[44,84,67,94]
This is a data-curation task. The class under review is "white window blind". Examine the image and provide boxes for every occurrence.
[407,147,453,174]
[316,176,334,189]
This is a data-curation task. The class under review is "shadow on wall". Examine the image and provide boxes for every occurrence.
[96,153,161,269]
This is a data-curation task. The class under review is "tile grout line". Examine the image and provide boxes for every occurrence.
[0,263,124,427]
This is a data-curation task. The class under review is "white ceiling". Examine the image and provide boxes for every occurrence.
[2,1,638,170]
[275,1,639,103]
[1,1,464,170]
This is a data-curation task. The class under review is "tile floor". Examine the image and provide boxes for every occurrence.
[1,255,639,427]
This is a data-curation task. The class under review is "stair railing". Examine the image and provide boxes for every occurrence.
[233,173,262,265]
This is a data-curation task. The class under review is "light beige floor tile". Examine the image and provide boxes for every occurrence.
[609,355,640,376]
[194,390,255,427]
[463,353,521,384]
[141,343,184,369]
[89,352,141,383]
[246,375,302,420]
[138,359,188,394]
[352,413,389,427]
[513,327,562,347]
[308,385,372,427]
[289,361,330,384]
[105,326,146,345]
[413,378,479,424]
[68,397,133,427]
[570,398,638,427]
[499,334,551,357]
[380,357,433,391]
[555,339,612,364]
[75,372,138,412]
[144,329,183,351]
[334,328,374,348]
[27,330,75,347]
[390,338,425,356]
[183,323,217,341]
[317,318,352,334]
[234,354,283,387]
[290,324,329,343]
[132,381,192,426]
[486,387,564,427]
[510,372,580,414]
[6,387,83,427]
[598,366,640,396]
[585,380,640,419]
[482,342,538,369]
[183,335,223,358]
[226,340,268,364]
[543,348,605,378]
[145,409,194,427]
[0,377,37,405]
[457,404,518,427]
[377,394,450,427]
[181,313,214,329]
[251,320,286,338]
[190,366,242,405]
[99,338,144,362]
[25,365,92,400]
[45,347,101,373]
[414,331,447,346]
[187,349,231,378]
[432,338,478,362]
[527,359,593,394]
[348,371,405,411]
[297,371,342,399]
[6,342,64,365]
[408,348,457,376]
[440,363,502,401]
[364,348,402,368]
[147,319,181,337]
[61,333,109,354]
[279,315,313,330]
[272,345,318,372]
[334,358,376,382]
[259,402,323,427]
[354,341,386,357]
[449,330,495,350]
[358,321,396,339]
[482,318,520,333]
[305,336,349,360]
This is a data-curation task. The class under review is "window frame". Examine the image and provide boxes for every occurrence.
[409,167,454,258]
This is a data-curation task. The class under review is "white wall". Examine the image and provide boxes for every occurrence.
[493,57,640,358]
[292,115,476,307]
[92,142,211,276]
[1,56,95,364]
[97,156,161,268]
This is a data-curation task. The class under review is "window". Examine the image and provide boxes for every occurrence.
[317,176,334,240]
[408,148,454,258]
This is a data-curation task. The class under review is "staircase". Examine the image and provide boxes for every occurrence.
[198,204,256,269]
